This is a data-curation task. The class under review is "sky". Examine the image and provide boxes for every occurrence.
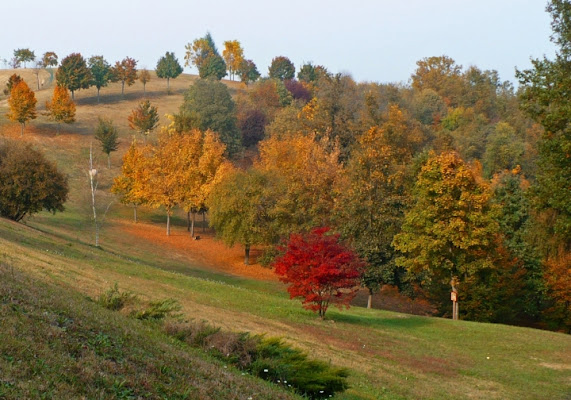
[1,0,557,85]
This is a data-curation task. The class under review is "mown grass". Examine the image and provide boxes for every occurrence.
[1,70,570,399]
[0,263,297,400]
[0,217,569,400]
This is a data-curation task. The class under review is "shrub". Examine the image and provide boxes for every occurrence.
[132,298,181,321]
[163,321,349,399]
[97,283,136,311]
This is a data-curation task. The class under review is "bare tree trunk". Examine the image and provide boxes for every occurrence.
[97,88,100,104]
[202,211,206,233]
[143,83,146,95]
[187,211,191,232]
[71,90,75,100]
[244,244,250,265]
[367,288,373,309]
[166,212,171,236]
[107,154,111,169]
[20,123,24,136]
[121,81,125,96]
[133,204,138,223]
[191,211,196,238]
[89,143,99,247]
[167,77,170,93]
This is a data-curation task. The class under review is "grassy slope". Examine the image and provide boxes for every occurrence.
[0,263,297,400]
[0,70,570,400]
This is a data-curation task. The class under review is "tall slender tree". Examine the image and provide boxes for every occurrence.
[89,56,112,103]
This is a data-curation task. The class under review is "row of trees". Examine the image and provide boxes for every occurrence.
[5,75,76,135]
[54,52,184,100]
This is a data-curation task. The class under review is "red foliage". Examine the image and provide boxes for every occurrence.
[284,79,312,103]
[273,227,365,318]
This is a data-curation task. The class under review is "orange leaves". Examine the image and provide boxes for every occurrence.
[7,80,37,135]
[45,85,76,127]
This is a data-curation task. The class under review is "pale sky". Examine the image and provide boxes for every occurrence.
[1,0,556,85]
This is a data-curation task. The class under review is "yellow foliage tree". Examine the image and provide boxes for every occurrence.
[222,40,244,81]
[7,80,37,136]
[256,133,342,235]
[45,85,76,134]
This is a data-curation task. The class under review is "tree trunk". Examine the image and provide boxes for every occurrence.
[167,77,170,93]
[133,204,138,223]
[121,81,125,96]
[71,90,75,100]
[97,88,100,103]
[244,244,250,265]
[202,211,206,233]
[367,288,373,309]
[190,211,195,238]
[187,211,191,232]
[20,123,24,136]
[107,153,111,169]
[166,212,171,236]
[143,83,146,95]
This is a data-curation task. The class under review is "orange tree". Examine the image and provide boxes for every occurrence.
[7,81,37,136]
[273,227,365,319]
[45,85,76,134]
[112,57,138,96]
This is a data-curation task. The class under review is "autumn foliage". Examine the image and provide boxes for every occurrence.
[273,227,365,318]
[45,85,76,133]
[7,80,37,136]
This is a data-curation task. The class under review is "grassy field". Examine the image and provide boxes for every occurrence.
[0,69,570,399]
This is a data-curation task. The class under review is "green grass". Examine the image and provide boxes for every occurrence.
[0,217,569,400]
[1,73,570,399]
[0,263,297,400]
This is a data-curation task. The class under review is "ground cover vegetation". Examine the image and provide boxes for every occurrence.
[0,3,570,398]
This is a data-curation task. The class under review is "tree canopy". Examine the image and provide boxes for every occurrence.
[0,139,68,222]
[155,51,183,91]
[56,53,92,100]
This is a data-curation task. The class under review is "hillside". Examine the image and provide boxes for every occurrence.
[0,70,570,399]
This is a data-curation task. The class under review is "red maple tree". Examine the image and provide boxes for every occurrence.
[273,227,365,318]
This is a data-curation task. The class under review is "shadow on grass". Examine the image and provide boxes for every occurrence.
[329,310,434,330]
[74,89,187,106]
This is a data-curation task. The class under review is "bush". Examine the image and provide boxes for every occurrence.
[97,283,136,311]
[132,298,181,321]
[250,338,349,399]
[163,321,349,399]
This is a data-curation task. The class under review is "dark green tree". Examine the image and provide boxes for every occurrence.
[516,0,571,250]
[0,139,68,222]
[56,53,92,100]
[88,56,112,103]
[268,56,295,80]
[237,59,260,84]
[13,48,35,68]
[178,79,242,156]
[94,118,120,168]
[155,51,183,92]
